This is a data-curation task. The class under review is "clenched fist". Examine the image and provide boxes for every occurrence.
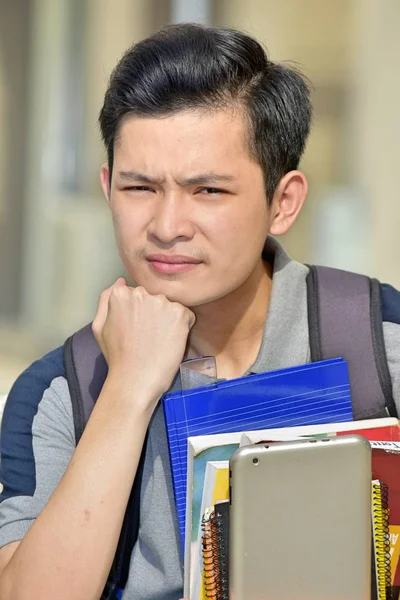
[92,278,196,405]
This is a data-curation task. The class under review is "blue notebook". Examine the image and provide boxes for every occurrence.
[163,357,353,549]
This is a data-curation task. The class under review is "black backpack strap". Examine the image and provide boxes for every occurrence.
[306,265,396,420]
[63,324,147,598]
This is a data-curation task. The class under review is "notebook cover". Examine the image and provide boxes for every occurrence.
[163,357,352,547]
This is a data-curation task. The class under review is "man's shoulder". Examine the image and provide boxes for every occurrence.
[2,345,68,424]
[0,345,76,507]
[381,283,400,362]
[381,283,400,325]
[380,283,400,411]
[11,345,66,394]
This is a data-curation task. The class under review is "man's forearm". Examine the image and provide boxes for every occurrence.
[0,376,155,600]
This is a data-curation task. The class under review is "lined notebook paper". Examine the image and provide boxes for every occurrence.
[163,357,352,547]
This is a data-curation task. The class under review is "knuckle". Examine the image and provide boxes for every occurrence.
[133,286,146,297]
[154,293,167,303]
[99,288,110,300]
[111,284,125,298]
[171,302,186,316]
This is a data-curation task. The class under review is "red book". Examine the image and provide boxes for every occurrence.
[335,424,400,442]
[241,417,400,445]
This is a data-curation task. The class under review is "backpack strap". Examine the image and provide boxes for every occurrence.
[306,265,397,420]
[63,324,107,441]
[64,324,147,599]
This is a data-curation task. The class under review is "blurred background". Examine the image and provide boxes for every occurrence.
[0,0,399,401]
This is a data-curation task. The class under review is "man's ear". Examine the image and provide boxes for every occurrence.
[100,163,111,206]
[268,171,308,236]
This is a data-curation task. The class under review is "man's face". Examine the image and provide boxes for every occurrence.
[104,108,274,307]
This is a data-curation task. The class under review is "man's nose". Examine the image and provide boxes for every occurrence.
[148,192,195,245]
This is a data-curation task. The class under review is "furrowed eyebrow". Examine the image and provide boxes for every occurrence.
[178,173,236,186]
[118,171,165,185]
[117,171,236,187]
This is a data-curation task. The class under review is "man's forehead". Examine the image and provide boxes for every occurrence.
[116,107,247,144]
[112,107,257,177]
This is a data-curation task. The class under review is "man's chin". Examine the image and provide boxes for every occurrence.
[158,290,210,308]
[159,288,227,310]
[129,279,200,305]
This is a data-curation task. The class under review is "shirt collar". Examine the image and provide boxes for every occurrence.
[249,237,310,374]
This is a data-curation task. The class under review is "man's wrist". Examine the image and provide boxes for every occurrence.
[103,369,162,415]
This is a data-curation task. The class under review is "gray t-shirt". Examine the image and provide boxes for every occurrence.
[1,238,400,599]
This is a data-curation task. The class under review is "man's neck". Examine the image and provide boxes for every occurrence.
[186,258,273,380]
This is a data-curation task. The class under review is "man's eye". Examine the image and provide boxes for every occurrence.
[124,186,154,193]
[200,187,225,195]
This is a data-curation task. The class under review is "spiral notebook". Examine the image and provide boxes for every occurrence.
[201,500,229,600]
[163,357,352,548]
[372,480,392,600]
[371,442,400,594]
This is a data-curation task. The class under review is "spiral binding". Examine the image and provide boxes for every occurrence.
[201,505,229,600]
[372,481,392,600]
[202,508,219,598]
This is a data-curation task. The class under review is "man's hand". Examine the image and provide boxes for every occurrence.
[92,278,196,404]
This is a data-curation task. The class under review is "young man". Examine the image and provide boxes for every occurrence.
[0,23,399,600]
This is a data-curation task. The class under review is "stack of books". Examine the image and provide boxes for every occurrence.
[162,358,400,600]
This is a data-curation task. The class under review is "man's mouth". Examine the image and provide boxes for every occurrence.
[146,254,202,274]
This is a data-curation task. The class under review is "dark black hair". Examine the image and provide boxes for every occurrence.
[99,23,312,202]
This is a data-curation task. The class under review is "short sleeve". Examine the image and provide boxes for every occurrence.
[0,348,75,548]
[383,321,400,417]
